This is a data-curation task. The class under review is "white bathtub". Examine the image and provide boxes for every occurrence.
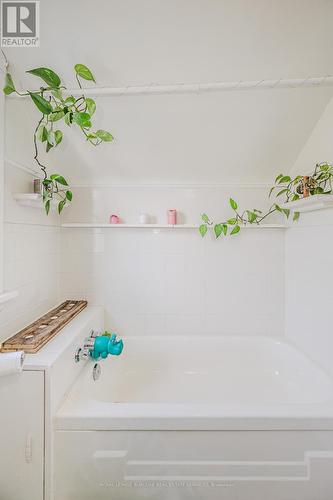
[55,336,333,500]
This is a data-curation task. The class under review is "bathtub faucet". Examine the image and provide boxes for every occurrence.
[75,331,124,363]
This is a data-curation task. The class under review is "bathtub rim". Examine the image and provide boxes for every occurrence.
[55,402,333,431]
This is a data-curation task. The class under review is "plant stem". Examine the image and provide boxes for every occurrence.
[33,117,48,179]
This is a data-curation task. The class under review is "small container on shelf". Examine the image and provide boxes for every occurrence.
[167,209,177,225]
[33,178,42,194]
[139,213,151,224]
[110,214,121,224]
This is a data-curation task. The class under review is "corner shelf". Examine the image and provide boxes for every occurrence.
[13,193,67,211]
[61,223,286,229]
[281,194,333,213]
[13,193,43,208]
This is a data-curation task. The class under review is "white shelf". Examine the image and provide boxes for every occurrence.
[281,194,333,213]
[13,193,67,211]
[61,223,286,229]
[13,193,43,208]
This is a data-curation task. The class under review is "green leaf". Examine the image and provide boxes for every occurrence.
[227,218,237,225]
[276,188,289,197]
[85,98,96,116]
[246,210,257,223]
[229,198,238,210]
[27,67,61,88]
[66,190,73,202]
[64,96,76,105]
[86,132,97,140]
[275,173,283,183]
[54,130,63,145]
[201,213,210,224]
[74,64,96,82]
[278,175,291,184]
[291,194,300,201]
[50,174,68,186]
[96,129,114,141]
[199,224,207,237]
[46,141,53,153]
[64,112,73,126]
[58,199,66,214]
[275,204,283,212]
[230,225,241,235]
[214,224,223,238]
[282,208,290,218]
[49,107,65,122]
[73,112,92,128]
[29,92,53,115]
[222,224,228,235]
[293,211,300,222]
[269,186,275,197]
[47,130,55,146]
[45,199,50,215]
[37,125,48,142]
[3,72,16,95]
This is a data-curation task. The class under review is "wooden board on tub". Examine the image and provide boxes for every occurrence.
[0,300,88,353]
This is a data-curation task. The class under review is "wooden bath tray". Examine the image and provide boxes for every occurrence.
[1,300,87,353]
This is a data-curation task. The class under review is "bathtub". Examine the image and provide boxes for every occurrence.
[55,336,333,499]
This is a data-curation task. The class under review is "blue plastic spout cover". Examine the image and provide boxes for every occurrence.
[90,333,124,360]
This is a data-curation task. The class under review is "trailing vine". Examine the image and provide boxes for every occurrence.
[2,59,113,214]
[200,162,333,238]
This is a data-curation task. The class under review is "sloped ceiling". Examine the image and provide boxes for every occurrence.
[4,0,333,184]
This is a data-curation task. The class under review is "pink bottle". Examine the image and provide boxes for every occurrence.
[110,214,120,224]
[167,209,177,225]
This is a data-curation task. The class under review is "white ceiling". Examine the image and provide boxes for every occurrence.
[3,0,333,184]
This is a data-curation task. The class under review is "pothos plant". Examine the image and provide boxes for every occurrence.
[200,162,333,239]
[3,63,113,214]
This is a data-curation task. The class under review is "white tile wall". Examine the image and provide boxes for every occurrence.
[60,186,285,337]
[0,165,60,344]
[285,209,333,376]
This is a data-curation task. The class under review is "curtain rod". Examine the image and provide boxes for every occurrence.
[65,76,333,96]
[6,75,333,98]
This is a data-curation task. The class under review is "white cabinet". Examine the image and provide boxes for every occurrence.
[0,370,44,500]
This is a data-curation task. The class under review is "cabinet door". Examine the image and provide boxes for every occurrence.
[0,370,44,500]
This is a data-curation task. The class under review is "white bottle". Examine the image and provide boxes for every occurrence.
[139,213,150,224]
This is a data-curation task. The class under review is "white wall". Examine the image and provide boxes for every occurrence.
[291,96,333,174]
[7,0,333,85]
